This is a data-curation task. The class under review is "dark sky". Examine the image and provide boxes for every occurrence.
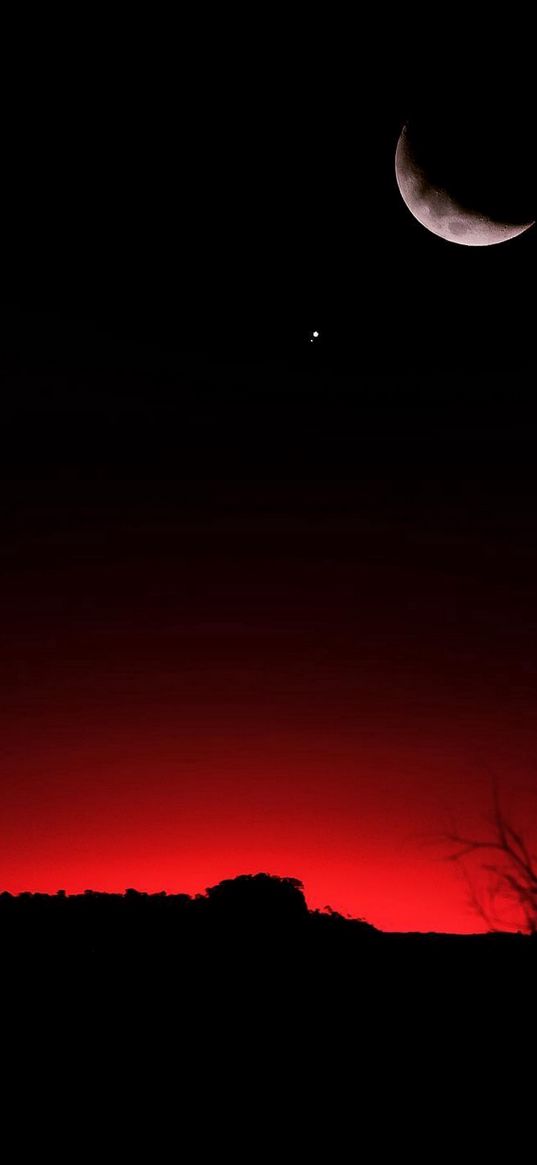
[0,44,535,929]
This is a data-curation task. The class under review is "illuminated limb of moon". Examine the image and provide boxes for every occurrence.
[395,125,534,247]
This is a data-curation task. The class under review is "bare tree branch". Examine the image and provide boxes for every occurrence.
[442,790,537,933]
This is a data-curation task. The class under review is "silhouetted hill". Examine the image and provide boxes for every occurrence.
[2,872,534,1137]
[1,872,534,984]
[0,873,379,973]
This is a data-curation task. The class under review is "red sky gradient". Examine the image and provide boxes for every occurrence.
[2,347,537,933]
[2,475,537,933]
[2,708,536,931]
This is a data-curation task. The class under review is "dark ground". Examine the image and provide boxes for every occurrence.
[3,872,533,1145]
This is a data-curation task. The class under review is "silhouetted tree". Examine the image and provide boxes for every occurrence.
[202,873,308,929]
[446,788,537,933]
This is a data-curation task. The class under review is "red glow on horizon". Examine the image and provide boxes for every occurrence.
[2,712,533,932]
[3,439,536,936]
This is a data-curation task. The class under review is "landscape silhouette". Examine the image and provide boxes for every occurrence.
[3,871,535,984]
[3,871,533,1136]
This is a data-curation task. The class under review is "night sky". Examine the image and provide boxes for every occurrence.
[1,51,535,930]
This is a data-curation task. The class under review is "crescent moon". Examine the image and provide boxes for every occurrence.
[395,125,534,247]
